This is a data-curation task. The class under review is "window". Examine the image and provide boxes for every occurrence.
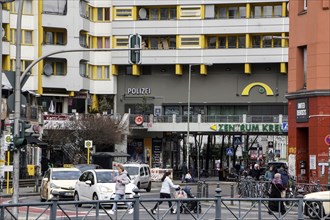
[179,36,201,48]
[89,65,111,80]
[44,28,67,45]
[79,31,88,48]
[11,0,33,14]
[43,0,67,15]
[207,35,245,49]
[10,60,33,71]
[79,0,89,18]
[95,7,110,21]
[79,60,88,77]
[114,37,128,48]
[180,6,201,19]
[114,7,133,20]
[11,29,33,45]
[164,106,180,115]
[141,7,176,20]
[43,59,67,76]
[215,5,246,19]
[251,5,283,18]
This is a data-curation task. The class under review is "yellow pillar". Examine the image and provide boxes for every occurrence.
[245,34,251,48]
[200,64,208,75]
[280,63,287,74]
[132,64,140,76]
[91,94,99,111]
[246,3,251,18]
[112,65,118,75]
[281,33,287,47]
[175,64,182,75]
[69,91,75,97]
[244,63,251,74]
[282,2,287,17]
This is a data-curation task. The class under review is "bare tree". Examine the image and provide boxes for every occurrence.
[43,114,125,163]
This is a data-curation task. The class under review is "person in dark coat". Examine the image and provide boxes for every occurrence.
[278,165,289,188]
[181,162,188,183]
[248,164,261,180]
[268,173,286,215]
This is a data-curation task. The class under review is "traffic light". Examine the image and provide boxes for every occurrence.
[128,34,142,64]
[13,120,31,149]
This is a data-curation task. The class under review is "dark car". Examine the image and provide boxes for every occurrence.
[74,164,102,172]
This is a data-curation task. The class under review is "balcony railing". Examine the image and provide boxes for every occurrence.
[129,114,288,125]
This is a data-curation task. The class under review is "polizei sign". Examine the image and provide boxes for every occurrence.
[212,123,286,133]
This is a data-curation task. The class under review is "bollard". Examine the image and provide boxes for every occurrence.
[215,188,222,220]
[50,191,59,220]
[133,188,140,220]
[297,189,304,220]
[205,183,209,198]
[202,182,206,197]
[231,184,234,205]
[316,180,320,192]
[197,181,202,198]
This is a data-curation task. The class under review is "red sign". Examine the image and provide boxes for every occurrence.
[134,115,144,126]
[325,134,330,146]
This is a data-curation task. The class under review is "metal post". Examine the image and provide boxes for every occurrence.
[50,191,59,220]
[133,188,140,220]
[231,184,234,205]
[215,188,222,220]
[0,4,3,194]
[186,64,191,170]
[12,0,23,218]
[297,189,304,220]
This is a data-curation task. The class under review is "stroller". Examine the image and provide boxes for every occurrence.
[179,186,202,214]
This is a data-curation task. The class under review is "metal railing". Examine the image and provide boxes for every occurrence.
[1,188,330,220]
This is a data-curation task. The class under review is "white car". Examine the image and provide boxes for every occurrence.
[40,167,81,201]
[304,190,330,219]
[123,163,152,192]
[74,169,138,207]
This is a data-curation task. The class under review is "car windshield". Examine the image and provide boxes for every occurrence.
[52,171,81,180]
[124,167,139,175]
[96,171,118,183]
[75,164,100,172]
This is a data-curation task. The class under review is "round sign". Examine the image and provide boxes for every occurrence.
[5,135,12,143]
[135,115,144,125]
[325,134,330,146]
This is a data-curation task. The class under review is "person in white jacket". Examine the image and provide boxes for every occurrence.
[150,171,180,214]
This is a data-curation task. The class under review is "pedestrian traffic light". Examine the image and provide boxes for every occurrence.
[19,120,32,138]
[128,34,142,64]
[8,143,15,152]
[12,120,31,149]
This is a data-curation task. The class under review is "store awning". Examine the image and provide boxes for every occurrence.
[26,136,48,146]
[1,72,13,90]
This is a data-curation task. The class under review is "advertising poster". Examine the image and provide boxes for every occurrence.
[152,138,162,168]
[127,139,145,162]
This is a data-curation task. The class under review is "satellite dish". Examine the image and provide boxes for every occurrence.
[139,8,147,19]
[287,2,289,12]
[43,63,53,76]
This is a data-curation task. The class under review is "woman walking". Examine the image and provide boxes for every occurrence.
[268,173,286,215]
[150,171,180,214]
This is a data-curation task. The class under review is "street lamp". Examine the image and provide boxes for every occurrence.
[186,63,212,181]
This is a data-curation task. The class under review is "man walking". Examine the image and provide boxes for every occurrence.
[110,165,134,215]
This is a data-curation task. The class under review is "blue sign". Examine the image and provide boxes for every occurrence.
[226,148,234,156]
[233,136,242,145]
[282,122,288,132]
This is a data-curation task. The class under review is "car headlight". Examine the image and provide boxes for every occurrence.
[50,183,60,189]
[99,186,112,193]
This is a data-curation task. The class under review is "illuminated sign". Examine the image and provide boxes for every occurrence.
[241,82,274,96]
[296,98,308,122]
[210,123,286,133]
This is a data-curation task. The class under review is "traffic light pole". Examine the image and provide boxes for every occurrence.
[12,0,23,217]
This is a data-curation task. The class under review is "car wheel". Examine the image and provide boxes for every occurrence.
[137,182,141,189]
[74,192,82,207]
[93,193,99,201]
[146,182,151,192]
[305,201,323,219]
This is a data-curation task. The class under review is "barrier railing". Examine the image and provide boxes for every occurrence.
[1,188,330,219]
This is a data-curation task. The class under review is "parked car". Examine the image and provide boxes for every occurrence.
[74,169,138,207]
[304,190,330,219]
[40,167,81,201]
[74,164,102,172]
[123,162,152,192]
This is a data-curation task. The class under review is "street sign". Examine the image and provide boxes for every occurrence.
[84,140,93,149]
[282,122,288,132]
[325,134,330,146]
[233,136,242,145]
[226,148,234,156]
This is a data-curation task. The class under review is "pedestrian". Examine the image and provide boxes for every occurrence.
[278,165,289,188]
[248,164,261,180]
[184,170,193,183]
[268,173,286,215]
[150,171,180,215]
[265,165,275,181]
[110,165,134,215]
[181,162,188,183]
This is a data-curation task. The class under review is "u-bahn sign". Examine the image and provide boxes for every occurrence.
[210,123,287,133]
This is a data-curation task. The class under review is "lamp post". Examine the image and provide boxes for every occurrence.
[187,63,212,181]
[0,0,15,199]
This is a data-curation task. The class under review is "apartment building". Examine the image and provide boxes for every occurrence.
[1,0,289,172]
[287,0,330,185]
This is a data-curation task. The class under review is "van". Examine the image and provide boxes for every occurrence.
[123,162,152,192]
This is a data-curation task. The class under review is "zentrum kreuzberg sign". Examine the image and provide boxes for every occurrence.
[212,123,286,133]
